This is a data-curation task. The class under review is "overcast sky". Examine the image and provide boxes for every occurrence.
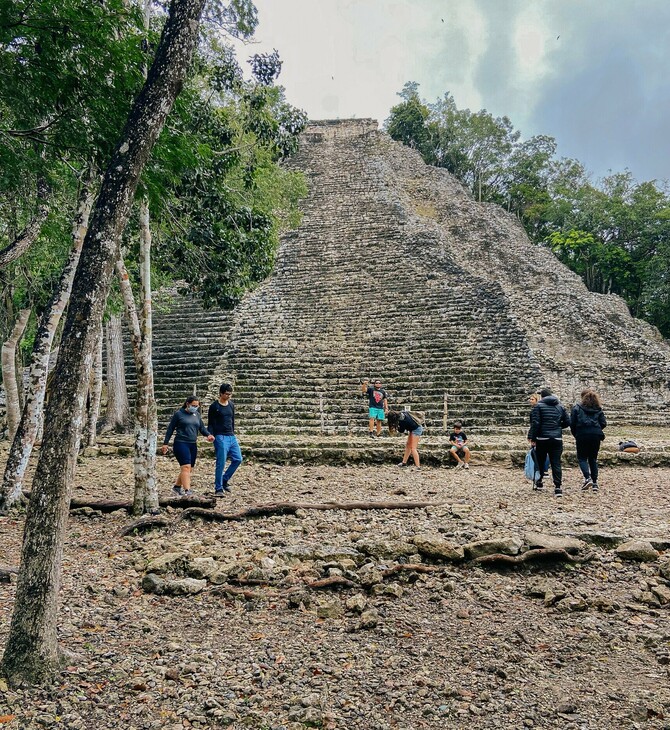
[233,0,669,184]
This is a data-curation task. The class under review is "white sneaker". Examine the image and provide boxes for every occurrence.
[463,463,470,470]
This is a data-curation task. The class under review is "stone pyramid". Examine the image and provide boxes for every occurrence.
[141,119,670,433]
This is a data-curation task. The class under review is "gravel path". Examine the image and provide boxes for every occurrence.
[1,456,670,729]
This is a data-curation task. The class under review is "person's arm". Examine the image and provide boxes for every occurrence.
[361,380,368,396]
[231,402,235,433]
[163,412,177,445]
[570,406,577,436]
[207,402,216,432]
[528,405,540,441]
[383,396,388,413]
[199,415,213,440]
[599,410,607,429]
[161,412,178,454]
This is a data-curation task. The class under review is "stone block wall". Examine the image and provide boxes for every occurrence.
[128,120,670,432]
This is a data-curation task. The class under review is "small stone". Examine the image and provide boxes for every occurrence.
[345,593,368,613]
[358,608,379,629]
[141,573,165,594]
[615,540,660,562]
[316,599,343,619]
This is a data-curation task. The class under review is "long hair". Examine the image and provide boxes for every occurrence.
[387,410,400,435]
[580,388,601,409]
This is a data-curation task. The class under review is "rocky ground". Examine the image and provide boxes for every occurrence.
[1,452,670,730]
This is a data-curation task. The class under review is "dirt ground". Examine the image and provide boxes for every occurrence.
[1,453,670,729]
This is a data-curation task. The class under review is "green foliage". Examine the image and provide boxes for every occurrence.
[145,45,308,309]
[385,83,670,338]
[1,0,307,335]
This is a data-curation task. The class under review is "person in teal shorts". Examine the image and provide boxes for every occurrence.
[361,378,388,437]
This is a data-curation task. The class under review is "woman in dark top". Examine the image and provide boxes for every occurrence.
[387,410,424,469]
[161,395,214,496]
[570,388,607,493]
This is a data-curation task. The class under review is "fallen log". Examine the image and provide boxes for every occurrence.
[23,491,216,514]
[179,499,444,524]
[472,548,590,567]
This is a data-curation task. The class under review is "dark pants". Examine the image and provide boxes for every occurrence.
[534,438,563,488]
[173,440,197,467]
[575,434,601,483]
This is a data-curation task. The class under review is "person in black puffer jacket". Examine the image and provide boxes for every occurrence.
[570,388,607,493]
[528,387,570,497]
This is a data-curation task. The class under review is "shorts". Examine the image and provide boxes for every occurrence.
[450,444,466,454]
[173,440,197,467]
[368,407,386,421]
[411,425,424,437]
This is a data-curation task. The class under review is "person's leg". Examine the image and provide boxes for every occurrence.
[375,418,382,436]
[214,434,228,491]
[400,435,412,465]
[547,440,563,492]
[409,433,420,468]
[575,437,591,483]
[589,436,601,486]
[222,435,243,484]
[173,441,190,492]
[533,441,549,489]
[450,446,462,464]
[462,446,471,467]
[182,444,197,494]
[368,416,376,435]
[180,465,192,492]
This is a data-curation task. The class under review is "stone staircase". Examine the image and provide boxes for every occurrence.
[124,119,670,434]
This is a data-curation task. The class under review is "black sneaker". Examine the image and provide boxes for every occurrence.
[396,462,409,468]
[592,482,599,493]
[554,486,563,498]
[214,489,225,498]
[369,431,377,438]
[534,480,545,492]
[581,477,593,491]
[172,485,185,497]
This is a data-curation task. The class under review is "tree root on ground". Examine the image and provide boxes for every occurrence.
[472,548,592,567]
[23,491,216,515]
[177,499,445,526]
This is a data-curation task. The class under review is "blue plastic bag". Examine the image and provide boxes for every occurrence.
[524,448,542,482]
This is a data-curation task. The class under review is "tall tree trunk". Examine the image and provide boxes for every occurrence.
[0,183,94,511]
[101,315,131,432]
[117,201,159,516]
[0,0,207,687]
[86,334,104,447]
[1,308,31,440]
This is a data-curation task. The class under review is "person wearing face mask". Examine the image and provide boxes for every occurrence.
[162,395,214,496]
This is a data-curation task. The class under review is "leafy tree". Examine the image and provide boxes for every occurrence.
[385,83,670,338]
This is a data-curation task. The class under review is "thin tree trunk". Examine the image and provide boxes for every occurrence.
[101,315,131,432]
[86,333,104,447]
[0,178,50,269]
[1,308,31,440]
[1,0,207,687]
[0,183,94,511]
[116,200,159,516]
